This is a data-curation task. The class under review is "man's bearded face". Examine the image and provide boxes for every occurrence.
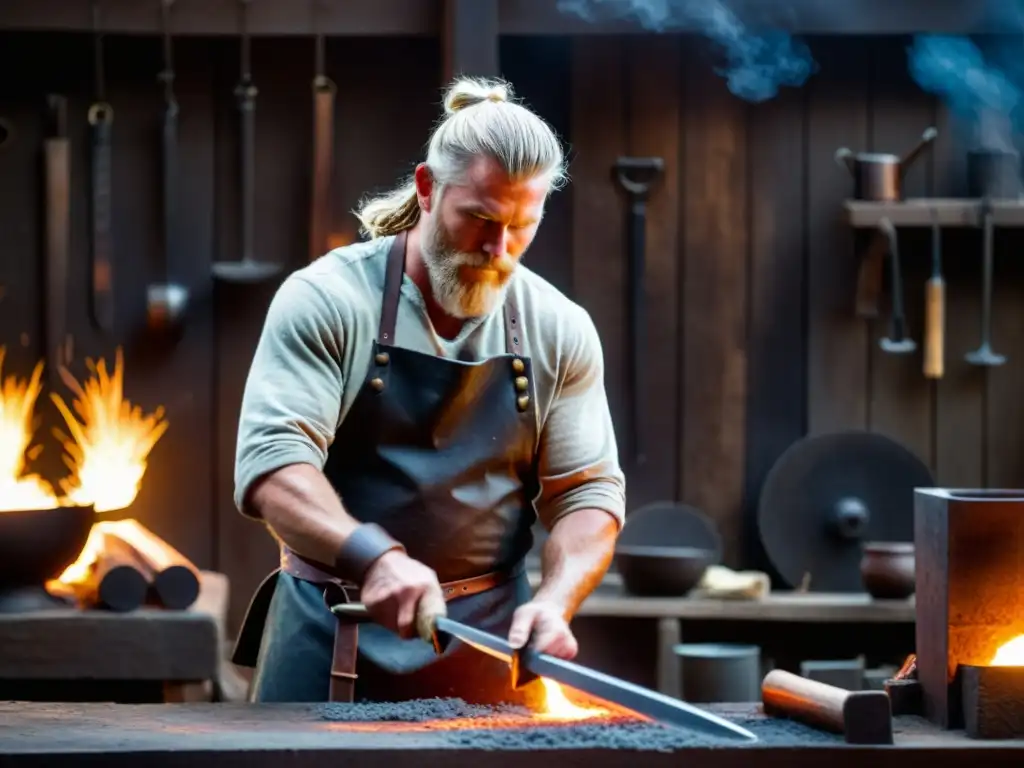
[420,211,519,319]
[419,156,548,320]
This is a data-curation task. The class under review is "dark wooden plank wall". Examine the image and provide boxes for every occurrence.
[3,31,1024,633]
[571,33,1024,574]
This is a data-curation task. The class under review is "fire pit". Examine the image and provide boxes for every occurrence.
[0,346,179,615]
[0,503,95,612]
[914,488,1024,738]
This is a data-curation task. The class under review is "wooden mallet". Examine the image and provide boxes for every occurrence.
[761,669,893,745]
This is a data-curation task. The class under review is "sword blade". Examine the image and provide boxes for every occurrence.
[433,617,757,742]
[521,647,757,742]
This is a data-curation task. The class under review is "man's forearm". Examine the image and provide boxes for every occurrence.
[533,507,619,619]
[248,463,361,567]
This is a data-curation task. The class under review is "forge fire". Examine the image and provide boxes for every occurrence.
[0,346,170,596]
[0,345,167,516]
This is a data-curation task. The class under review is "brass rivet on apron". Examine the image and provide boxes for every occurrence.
[517,395,530,412]
[375,352,389,366]
[512,358,525,374]
[515,376,529,392]
[370,377,385,392]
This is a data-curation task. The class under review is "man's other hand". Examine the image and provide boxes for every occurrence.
[507,600,578,659]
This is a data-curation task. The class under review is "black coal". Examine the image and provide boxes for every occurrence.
[318,699,533,722]
[316,698,842,750]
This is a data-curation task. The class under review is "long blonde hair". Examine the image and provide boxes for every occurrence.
[354,77,568,239]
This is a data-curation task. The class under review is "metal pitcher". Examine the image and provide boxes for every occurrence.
[836,126,938,201]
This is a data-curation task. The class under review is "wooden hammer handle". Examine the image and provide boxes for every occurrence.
[762,669,848,733]
[923,276,945,379]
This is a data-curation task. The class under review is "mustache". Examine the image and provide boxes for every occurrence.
[452,251,518,275]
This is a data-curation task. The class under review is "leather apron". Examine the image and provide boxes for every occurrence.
[232,231,541,705]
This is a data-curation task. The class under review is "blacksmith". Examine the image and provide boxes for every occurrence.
[231,76,626,705]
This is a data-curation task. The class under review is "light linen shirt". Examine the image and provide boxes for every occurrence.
[233,234,626,531]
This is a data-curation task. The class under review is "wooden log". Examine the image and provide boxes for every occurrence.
[61,529,150,613]
[86,531,151,612]
[106,520,201,611]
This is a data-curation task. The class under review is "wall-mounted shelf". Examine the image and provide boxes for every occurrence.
[845,199,1024,229]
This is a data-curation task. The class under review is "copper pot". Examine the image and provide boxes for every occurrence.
[835,126,938,201]
[860,541,915,600]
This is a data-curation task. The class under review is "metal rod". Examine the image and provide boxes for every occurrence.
[238,0,256,264]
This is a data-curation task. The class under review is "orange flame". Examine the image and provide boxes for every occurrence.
[537,678,608,720]
[992,636,1024,666]
[0,351,62,511]
[0,345,167,517]
[50,348,169,514]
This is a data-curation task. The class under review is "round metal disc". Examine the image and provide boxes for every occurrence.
[618,501,723,560]
[757,431,934,592]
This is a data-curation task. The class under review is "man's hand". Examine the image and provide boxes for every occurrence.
[507,600,579,659]
[360,550,447,642]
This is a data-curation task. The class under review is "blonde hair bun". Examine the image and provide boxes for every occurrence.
[444,77,511,115]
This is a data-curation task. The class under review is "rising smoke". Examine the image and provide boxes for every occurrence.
[908,35,1021,152]
[555,0,817,103]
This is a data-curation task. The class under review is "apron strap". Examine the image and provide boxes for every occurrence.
[279,548,521,702]
[324,567,517,702]
[378,231,407,345]
[503,302,523,357]
[323,581,360,702]
[377,229,526,358]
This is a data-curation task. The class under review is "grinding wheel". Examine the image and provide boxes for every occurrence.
[757,431,934,592]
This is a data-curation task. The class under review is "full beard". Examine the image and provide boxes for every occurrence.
[420,217,517,320]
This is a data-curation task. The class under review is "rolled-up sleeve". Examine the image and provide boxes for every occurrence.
[233,276,346,516]
[534,305,626,530]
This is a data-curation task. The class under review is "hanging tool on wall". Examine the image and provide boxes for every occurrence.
[853,227,887,319]
[43,94,71,392]
[923,214,945,379]
[89,0,115,334]
[613,157,663,467]
[213,0,285,283]
[308,1,337,262]
[146,0,190,335]
[965,200,1006,366]
[876,217,915,354]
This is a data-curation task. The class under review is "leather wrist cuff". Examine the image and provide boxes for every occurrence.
[333,523,405,584]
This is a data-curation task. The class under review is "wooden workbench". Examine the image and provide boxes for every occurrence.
[1,702,1021,768]
[0,571,228,702]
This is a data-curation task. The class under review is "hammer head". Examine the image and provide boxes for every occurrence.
[842,690,894,745]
